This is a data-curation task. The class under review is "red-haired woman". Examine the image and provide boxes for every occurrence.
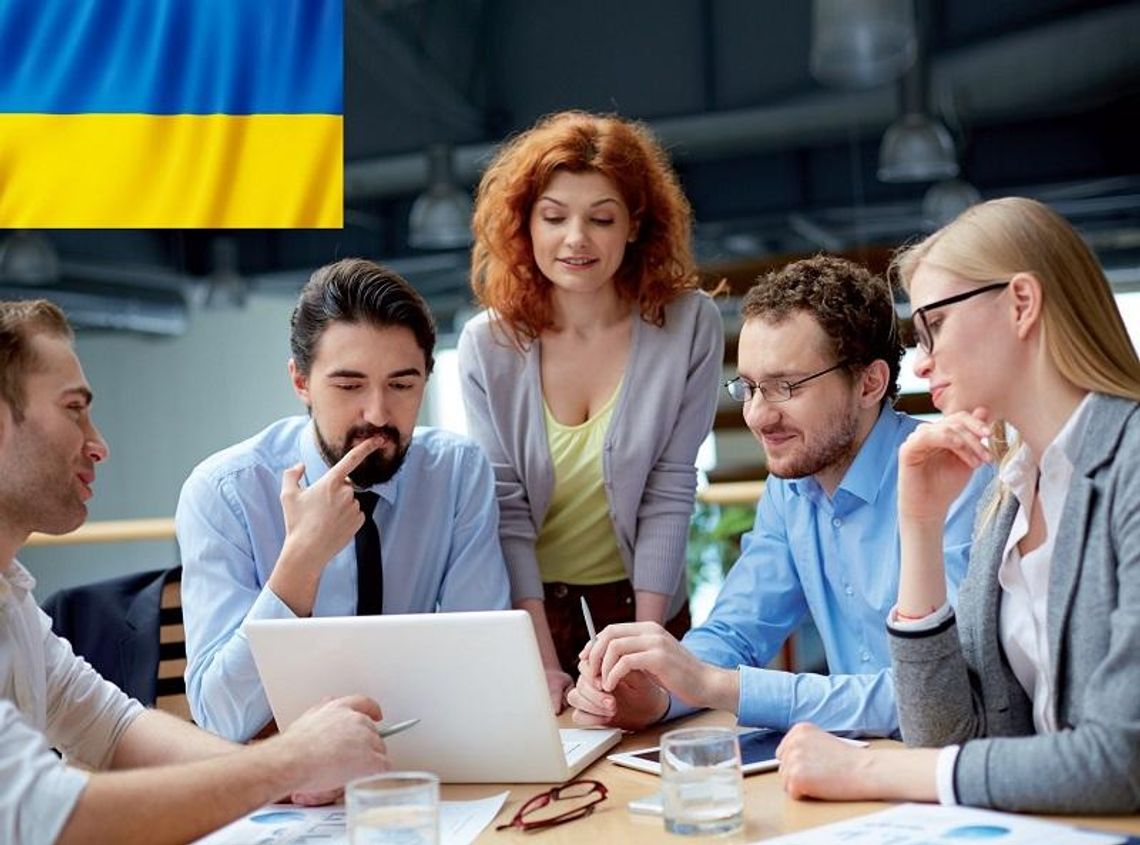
[458,111,724,712]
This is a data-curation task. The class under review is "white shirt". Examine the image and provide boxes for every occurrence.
[996,392,1092,734]
[887,393,1094,804]
[1,560,143,845]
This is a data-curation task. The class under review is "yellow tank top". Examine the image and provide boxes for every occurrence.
[535,384,628,585]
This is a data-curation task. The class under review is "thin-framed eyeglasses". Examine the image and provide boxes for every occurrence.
[911,281,1010,355]
[724,359,849,404]
[495,779,608,832]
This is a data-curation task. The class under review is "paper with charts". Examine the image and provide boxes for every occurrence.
[751,803,1125,845]
[193,791,508,845]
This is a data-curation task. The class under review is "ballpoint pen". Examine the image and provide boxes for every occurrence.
[375,717,420,738]
[580,595,597,644]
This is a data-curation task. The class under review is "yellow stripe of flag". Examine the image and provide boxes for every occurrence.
[0,114,343,228]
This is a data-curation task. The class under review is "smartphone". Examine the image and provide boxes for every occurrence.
[627,791,664,816]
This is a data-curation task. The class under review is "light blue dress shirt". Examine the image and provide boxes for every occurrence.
[677,407,991,735]
[176,416,510,740]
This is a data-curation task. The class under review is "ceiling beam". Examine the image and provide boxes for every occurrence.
[344,2,1140,201]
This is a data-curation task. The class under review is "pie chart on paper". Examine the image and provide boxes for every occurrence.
[943,825,1012,839]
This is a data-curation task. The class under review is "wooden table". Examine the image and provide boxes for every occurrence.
[21,519,1140,841]
[445,711,1140,843]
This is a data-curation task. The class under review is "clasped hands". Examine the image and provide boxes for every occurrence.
[567,621,737,730]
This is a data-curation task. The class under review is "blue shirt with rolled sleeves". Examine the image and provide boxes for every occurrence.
[177,416,510,741]
[670,406,991,736]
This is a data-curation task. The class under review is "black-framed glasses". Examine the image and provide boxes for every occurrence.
[724,359,849,404]
[912,281,1009,354]
[495,779,608,832]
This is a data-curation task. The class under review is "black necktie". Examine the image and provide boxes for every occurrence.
[354,492,383,615]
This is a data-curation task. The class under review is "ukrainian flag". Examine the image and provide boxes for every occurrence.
[0,0,343,228]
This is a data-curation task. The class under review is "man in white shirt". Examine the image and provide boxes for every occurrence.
[0,299,390,845]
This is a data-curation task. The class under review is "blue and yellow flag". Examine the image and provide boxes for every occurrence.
[0,0,343,228]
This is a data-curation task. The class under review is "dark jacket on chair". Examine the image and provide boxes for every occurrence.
[41,566,181,706]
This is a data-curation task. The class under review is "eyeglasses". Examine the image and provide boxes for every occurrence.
[724,360,849,404]
[912,281,1009,355]
[495,779,608,832]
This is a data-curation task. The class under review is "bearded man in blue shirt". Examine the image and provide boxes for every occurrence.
[178,259,510,741]
[570,255,990,736]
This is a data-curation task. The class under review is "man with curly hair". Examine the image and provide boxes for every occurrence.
[571,255,991,736]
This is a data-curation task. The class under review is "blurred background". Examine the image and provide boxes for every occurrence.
[8,0,1140,613]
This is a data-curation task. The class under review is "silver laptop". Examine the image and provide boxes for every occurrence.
[245,610,621,783]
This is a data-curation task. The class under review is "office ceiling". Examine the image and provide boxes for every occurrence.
[2,0,1138,334]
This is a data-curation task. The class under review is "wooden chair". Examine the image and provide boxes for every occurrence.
[155,568,192,721]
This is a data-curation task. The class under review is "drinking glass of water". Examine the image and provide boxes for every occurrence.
[347,771,439,845]
[660,727,744,836]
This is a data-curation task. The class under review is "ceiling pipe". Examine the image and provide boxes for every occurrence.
[0,284,189,335]
[928,3,1140,123]
[344,2,1140,201]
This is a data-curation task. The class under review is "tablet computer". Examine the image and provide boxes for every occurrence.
[608,728,868,776]
[609,728,786,776]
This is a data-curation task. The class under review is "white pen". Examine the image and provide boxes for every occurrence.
[581,595,597,644]
[375,717,420,738]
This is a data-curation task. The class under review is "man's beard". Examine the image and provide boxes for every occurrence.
[314,421,409,487]
[765,407,859,481]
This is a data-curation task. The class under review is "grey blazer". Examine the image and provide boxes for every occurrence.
[890,393,1140,813]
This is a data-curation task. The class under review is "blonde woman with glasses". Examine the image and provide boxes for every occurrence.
[775,197,1140,813]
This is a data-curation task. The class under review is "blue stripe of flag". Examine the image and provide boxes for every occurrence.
[0,0,342,115]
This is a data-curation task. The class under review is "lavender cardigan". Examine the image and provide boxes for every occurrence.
[457,291,724,615]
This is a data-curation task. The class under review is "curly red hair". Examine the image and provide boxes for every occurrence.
[470,111,697,344]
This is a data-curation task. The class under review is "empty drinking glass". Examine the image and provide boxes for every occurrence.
[660,727,744,836]
[347,771,439,845]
